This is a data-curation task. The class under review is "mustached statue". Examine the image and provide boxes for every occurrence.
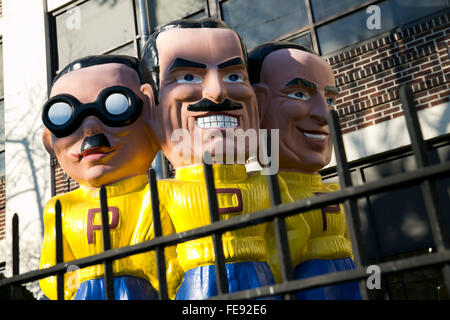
[136,18,310,300]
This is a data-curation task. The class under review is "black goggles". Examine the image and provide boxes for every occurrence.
[42,85,143,138]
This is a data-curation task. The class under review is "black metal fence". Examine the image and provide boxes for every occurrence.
[0,84,449,300]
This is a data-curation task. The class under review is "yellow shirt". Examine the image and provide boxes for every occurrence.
[152,164,309,274]
[39,175,181,300]
[278,171,353,262]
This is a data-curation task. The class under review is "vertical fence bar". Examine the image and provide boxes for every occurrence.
[161,154,169,179]
[11,214,21,300]
[55,200,64,300]
[100,186,115,300]
[266,171,295,300]
[399,84,450,297]
[328,109,369,300]
[203,152,229,295]
[148,168,169,300]
[360,170,390,300]
[153,151,169,179]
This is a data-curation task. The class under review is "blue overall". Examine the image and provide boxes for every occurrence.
[175,261,280,300]
[73,276,158,300]
[294,258,361,300]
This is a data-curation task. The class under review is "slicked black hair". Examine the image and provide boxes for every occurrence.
[51,55,155,94]
[140,18,248,104]
[248,41,316,85]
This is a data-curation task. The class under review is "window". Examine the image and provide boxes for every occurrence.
[311,0,364,22]
[321,136,450,299]
[322,137,450,260]
[221,0,308,50]
[148,0,206,29]
[218,0,449,54]
[316,0,450,55]
[52,0,209,72]
[54,0,138,70]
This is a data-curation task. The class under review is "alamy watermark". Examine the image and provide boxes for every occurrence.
[66,265,80,291]
[366,264,381,290]
[170,128,280,175]
[366,5,381,30]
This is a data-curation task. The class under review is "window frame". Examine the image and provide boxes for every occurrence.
[49,0,141,75]
[49,0,213,77]
[218,0,448,55]
[218,0,382,53]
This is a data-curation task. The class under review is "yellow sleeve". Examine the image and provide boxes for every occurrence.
[326,182,354,259]
[39,197,77,300]
[303,182,354,260]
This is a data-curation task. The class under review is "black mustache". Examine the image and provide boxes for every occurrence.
[187,98,243,112]
[80,133,111,153]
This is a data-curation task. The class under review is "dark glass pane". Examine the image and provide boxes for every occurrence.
[286,33,312,49]
[317,0,449,55]
[55,0,136,69]
[311,0,366,22]
[222,0,308,50]
[148,0,205,28]
[360,154,439,257]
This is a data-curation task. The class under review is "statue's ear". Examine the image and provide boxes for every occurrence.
[42,128,56,156]
[140,82,164,143]
[253,83,271,125]
[140,83,156,109]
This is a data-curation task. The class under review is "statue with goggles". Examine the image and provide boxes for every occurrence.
[39,55,182,300]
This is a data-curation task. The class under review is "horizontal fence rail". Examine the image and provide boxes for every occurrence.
[211,250,450,300]
[1,160,448,294]
[1,84,449,300]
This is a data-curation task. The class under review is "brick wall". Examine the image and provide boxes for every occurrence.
[327,11,449,134]
[0,177,5,240]
[53,157,79,195]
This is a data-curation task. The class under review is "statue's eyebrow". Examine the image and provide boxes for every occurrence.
[169,58,207,72]
[217,57,244,69]
[284,77,317,90]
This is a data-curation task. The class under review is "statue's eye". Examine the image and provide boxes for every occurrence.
[176,73,203,84]
[223,73,244,83]
[287,91,310,100]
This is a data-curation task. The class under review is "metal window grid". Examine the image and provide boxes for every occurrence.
[0,84,449,300]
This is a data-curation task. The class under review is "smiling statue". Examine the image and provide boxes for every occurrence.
[39,55,182,300]
[249,42,361,300]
